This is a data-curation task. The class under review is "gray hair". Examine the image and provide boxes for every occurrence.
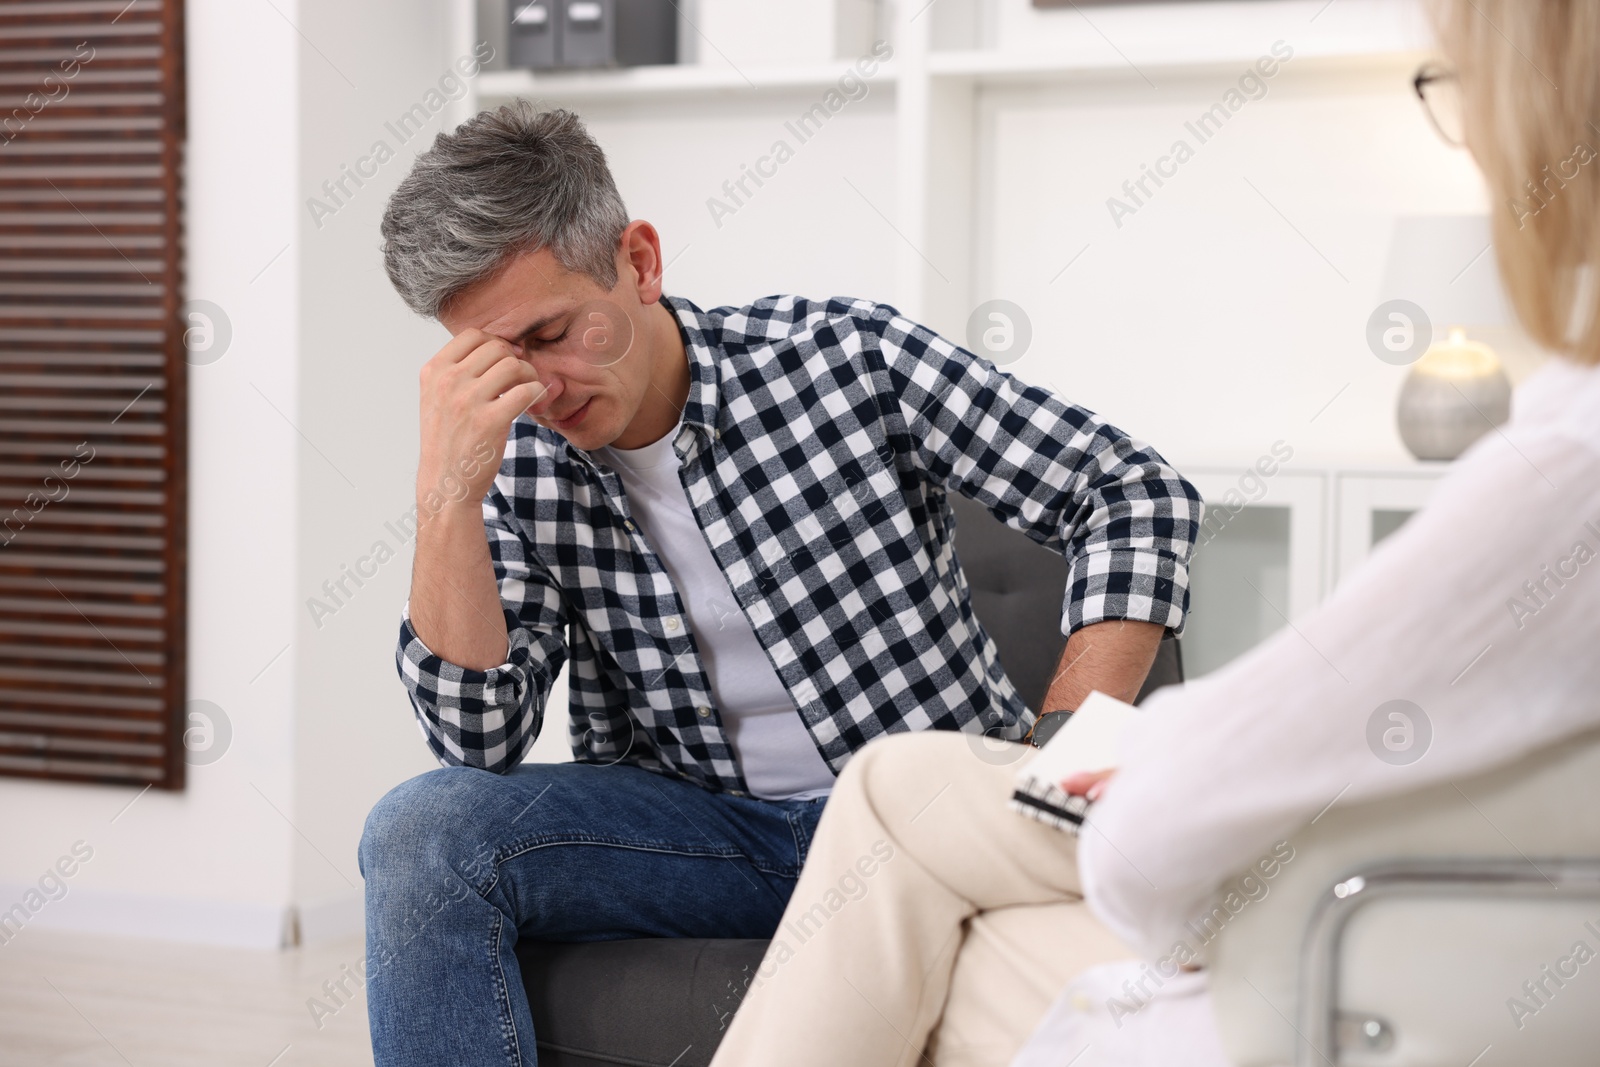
[380,103,630,319]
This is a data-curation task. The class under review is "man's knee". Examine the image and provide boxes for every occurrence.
[358,766,499,886]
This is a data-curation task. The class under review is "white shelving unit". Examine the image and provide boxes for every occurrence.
[474,61,900,102]
[457,0,1433,335]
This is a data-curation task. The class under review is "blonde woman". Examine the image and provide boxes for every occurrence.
[708,1,1600,1064]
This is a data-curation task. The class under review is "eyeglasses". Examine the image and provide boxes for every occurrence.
[1414,62,1465,147]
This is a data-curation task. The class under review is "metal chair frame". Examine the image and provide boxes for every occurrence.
[1295,857,1600,1066]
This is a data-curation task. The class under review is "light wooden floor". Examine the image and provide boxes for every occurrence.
[0,928,375,1066]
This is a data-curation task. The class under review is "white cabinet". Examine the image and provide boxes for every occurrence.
[1332,468,1444,588]
[1180,463,1445,678]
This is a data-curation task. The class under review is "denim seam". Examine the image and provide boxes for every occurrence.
[489,911,528,1067]
[501,834,741,861]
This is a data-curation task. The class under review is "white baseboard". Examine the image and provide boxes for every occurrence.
[0,882,293,950]
[0,885,367,951]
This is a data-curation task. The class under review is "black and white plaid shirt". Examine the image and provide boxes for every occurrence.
[396,295,1201,794]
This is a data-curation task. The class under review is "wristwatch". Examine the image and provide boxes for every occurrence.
[1026,708,1075,748]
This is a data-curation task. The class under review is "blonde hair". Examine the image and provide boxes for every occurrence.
[1429,0,1600,364]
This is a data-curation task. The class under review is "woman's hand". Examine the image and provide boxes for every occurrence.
[1060,768,1117,802]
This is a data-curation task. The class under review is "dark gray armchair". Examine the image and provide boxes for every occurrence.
[516,492,1184,1066]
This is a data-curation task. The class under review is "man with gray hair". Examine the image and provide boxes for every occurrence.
[358,102,1200,1064]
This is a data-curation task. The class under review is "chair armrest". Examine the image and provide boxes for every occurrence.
[1206,724,1600,1067]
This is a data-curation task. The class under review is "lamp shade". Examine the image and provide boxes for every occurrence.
[1378,215,1512,335]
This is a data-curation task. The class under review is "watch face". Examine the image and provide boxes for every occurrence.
[1030,709,1075,748]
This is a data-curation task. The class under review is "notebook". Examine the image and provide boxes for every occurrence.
[1009,690,1138,836]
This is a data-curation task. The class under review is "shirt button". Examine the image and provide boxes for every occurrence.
[665,616,681,632]
[624,520,636,532]
[697,706,712,718]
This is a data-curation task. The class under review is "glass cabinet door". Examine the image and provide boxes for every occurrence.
[1180,469,1327,679]
[1333,470,1445,589]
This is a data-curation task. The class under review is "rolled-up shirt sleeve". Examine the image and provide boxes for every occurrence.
[394,484,568,774]
[867,305,1202,636]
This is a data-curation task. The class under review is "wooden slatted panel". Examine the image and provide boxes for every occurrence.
[0,0,187,788]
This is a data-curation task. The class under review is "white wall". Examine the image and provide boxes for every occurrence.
[288,0,471,943]
[0,0,484,952]
[580,90,900,314]
[0,0,303,949]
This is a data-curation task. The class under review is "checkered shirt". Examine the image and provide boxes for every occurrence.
[396,294,1201,794]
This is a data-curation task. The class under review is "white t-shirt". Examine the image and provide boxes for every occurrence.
[601,427,837,801]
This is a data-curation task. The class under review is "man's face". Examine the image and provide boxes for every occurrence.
[440,247,651,452]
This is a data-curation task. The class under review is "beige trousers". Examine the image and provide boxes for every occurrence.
[710,731,1137,1067]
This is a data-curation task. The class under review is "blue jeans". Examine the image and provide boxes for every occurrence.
[357,760,828,1067]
